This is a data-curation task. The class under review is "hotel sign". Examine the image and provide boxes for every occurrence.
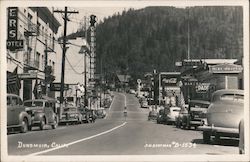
[7,7,24,51]
[209,64,243,74]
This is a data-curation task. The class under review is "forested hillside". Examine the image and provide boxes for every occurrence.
[87,6,243,79]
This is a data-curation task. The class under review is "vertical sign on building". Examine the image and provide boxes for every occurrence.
[7,7,24,51]
[89,14,97,87]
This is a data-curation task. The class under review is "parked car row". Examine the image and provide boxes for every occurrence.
[7,94,59,133]
[145,89,245,154]
[175,100,210,130]
[7,93,110,134]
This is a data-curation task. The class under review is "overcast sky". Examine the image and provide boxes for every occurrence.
[55,6,143,35]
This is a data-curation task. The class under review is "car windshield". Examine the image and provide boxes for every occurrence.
[24,101,44,107]
[220,94,244,102]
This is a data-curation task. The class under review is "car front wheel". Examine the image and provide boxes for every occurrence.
[20,119,28,133]
[52,117,57,129]
[203,131,211,144]
[40,118,46,130]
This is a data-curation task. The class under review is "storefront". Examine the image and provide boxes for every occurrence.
[18,69,45,100]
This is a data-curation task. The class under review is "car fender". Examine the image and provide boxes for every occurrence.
[34,112,46,123]
[19,111,31,126]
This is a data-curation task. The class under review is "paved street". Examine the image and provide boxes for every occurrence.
[8,92,239,156]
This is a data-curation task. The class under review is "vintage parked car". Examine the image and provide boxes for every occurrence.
[186,100,210,129]
[175,107,189,128]
[60,106,83,125]
[129,89,136,94]
[7,94,32,133]
[166,106,181,125]
[79,106,96,123]
[239,118,244,154]
[141,98,149,108]
[148,109,158,121]
[198,89,244,144]
[95,108,106,119]
[24,99,58,130]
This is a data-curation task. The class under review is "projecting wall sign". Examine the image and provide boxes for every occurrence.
[209,64,243,74]
[7,7,24,51]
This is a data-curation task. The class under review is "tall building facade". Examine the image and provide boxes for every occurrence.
[7,7,61,101]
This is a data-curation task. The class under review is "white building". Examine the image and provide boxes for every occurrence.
[7,7,61,101]
[54,37,90,105]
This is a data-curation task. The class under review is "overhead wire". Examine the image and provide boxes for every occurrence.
[65,55,83,75]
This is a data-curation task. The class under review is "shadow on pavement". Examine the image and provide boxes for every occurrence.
[192,138,239,147]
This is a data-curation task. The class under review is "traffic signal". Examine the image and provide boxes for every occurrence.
[90,15,96,26]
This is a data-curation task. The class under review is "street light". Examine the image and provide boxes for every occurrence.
[79,45,89,107]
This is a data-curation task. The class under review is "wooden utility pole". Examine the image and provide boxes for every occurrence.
[54,7,78,106]
[84,16,88,107]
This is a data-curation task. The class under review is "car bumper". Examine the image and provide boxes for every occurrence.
[31,120,42,126]
[189,120,203,126]
[198,125,239,134]
[59,118,79,123]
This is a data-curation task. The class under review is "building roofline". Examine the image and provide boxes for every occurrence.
[30,7,61,34]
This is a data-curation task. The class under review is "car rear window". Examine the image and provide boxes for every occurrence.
[11,97,18,106]
[220,94,244,102]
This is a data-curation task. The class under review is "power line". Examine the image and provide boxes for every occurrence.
[65,55,83,75]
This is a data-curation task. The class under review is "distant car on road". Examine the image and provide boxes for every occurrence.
[24,99,58,130]
[95,108,106,119]
[7,94,32,133]
[129,89,136,94]
[198,89,244,144]
[141,98,149,108]
[186,100,210,129]
[60,106,82,125]
[148,109,158,121]
[166,106,181,125]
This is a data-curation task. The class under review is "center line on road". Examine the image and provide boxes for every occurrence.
[27,122,127,156]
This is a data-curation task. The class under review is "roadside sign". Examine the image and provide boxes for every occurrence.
[50,83,69,91]
[137,79,141,84]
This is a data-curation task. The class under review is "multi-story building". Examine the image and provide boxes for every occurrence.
[7,7,61,101]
